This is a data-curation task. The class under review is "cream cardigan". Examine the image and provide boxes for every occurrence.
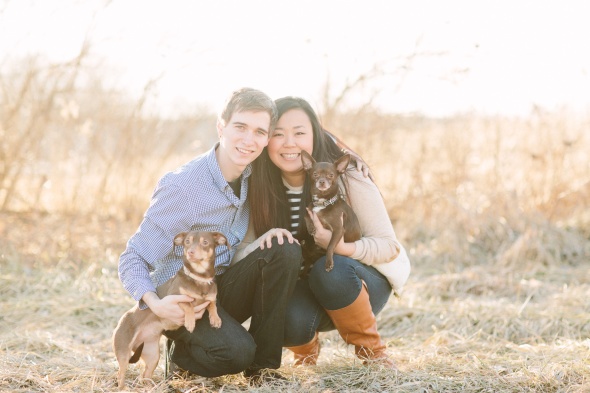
[232,168,411,296]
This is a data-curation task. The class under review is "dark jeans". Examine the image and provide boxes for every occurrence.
[284,254,392,347]
[164,238,301,377]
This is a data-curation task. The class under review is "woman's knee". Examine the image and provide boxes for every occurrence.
[307,256,364,309]
[309,256,361,292]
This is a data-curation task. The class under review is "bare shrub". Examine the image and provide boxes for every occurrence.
[1,40,589,393]
[0,55,215,222]
[325,109,590,273]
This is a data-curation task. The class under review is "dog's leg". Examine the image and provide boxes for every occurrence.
[140,340,160,380]
[113,314,135,390]
[116,355,129,390]
[208,301,222,328]
[179,302,196,332]
[303,211,318,276]
[301,257,312,278]
[114,340,134,389]
[325,251,335,272]
[305,214,316,237]
[114,342,142,390]
[325,225,344,272]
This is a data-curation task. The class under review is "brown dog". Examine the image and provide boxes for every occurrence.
[112,230,227,390]
[301,150,361,274]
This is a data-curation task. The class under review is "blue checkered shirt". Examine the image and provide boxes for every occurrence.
[118,144,250,306]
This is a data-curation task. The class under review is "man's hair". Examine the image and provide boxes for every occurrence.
[219,87,278,129]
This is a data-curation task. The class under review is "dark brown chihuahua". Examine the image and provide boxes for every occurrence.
[301,150,361,274]
[112,230,227,390]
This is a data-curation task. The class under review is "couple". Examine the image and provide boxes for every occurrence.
[118,87,411,384]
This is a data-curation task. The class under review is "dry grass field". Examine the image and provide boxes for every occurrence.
[1,59,589,392]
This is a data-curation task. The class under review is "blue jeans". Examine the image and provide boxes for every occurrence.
[164,238,301,376]
[284,254,392,347]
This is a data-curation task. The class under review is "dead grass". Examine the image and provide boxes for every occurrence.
[1,108,590,392]
[1,204,589,393]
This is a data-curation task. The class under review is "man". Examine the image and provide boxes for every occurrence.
[118,87,301,384]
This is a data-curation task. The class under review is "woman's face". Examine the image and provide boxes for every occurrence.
[268,108,314,184]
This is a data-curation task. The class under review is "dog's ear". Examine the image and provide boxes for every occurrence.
[173,232,188,246]
[334,154,351,174]
[213,232,229,249]
[301,150,315,171]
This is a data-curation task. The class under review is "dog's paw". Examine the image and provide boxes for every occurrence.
[210,316,222,329]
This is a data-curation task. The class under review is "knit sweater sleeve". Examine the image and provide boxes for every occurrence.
[346,169,400,265]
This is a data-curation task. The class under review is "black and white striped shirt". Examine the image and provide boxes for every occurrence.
[286,189,302,236]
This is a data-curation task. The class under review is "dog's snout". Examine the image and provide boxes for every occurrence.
[316,177,332,189]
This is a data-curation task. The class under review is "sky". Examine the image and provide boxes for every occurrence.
[1,0,590,117]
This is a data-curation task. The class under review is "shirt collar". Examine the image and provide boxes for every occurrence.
[281,176,303,192]
[207,143,252,191]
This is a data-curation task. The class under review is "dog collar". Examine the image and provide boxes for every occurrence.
[183,266,214,285]
[313,194,340,209]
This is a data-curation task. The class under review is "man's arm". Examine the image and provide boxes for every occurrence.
[324,128,374,180]
[118,181,195,304]
[118,246,158,303]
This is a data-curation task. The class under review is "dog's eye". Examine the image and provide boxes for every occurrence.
[202,240,209,246]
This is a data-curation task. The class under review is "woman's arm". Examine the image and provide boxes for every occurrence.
[309,169,399,265]
[347,170,400,264]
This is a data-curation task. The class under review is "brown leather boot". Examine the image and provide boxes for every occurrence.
[286,332,320,366]
[325,283,397,369]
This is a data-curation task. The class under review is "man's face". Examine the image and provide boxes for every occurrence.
[217,110,271,173]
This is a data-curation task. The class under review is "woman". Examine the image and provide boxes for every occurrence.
[233,96,410,368]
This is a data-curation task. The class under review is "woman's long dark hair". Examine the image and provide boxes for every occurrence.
[249,97,346,241]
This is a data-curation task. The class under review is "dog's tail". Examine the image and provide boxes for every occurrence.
[129,342,144,364]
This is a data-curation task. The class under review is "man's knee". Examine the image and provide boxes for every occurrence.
[171,332,256,377]
[221,338,256,374]
[265,239,302,270]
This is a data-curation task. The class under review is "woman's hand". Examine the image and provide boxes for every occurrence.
[259,228,299,250]
[307,209,357,257]
[306,209,333,249]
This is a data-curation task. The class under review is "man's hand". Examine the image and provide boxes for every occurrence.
[193,301,210,320]
[143,292,195,326]
[347,151,374,181]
